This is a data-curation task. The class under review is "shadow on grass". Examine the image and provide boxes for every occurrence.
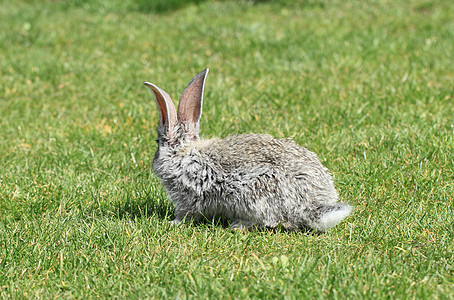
[135,0,312,14]
[113,196,174,221]
[35,0,327,15]
[112,199,319,235]
[135,0,208,13]
[108,187,320,235]
[156,214,321,235]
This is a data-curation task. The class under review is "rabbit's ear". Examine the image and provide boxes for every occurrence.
[177,69,209,129]
[144,82,178,134]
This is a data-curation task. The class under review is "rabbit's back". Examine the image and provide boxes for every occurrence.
[205,134,325,171]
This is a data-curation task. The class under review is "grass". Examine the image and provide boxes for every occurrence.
[1,0,453,298]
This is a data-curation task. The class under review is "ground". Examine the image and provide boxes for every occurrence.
[0,0,453,298]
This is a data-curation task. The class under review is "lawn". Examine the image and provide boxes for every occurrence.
[1,0,453,298]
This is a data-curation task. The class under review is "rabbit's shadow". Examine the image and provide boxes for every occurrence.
[160,214,320,235]
[113,195,174,221]
[113,196,321,235]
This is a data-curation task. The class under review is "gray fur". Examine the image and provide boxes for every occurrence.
[144,69,352,232]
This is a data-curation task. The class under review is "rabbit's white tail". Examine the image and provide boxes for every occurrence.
[309,203,352,232]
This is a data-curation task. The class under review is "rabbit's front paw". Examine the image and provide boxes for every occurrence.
[170,218,183,225]
[230,220,256,231]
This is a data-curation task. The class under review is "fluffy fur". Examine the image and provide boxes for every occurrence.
[145,69,352,232]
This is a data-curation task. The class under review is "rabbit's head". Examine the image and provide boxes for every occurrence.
[144,69,209,148]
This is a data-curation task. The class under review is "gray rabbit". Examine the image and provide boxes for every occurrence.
[144,69,352,232]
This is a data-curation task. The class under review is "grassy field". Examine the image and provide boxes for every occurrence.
[1,0,453,298]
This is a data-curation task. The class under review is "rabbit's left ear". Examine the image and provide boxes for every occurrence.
[144,81,178,138]
[177,68,209,130]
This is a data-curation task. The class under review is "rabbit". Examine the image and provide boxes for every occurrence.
[144,68,352,232]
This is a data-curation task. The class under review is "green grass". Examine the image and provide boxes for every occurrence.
[1,0,453,298]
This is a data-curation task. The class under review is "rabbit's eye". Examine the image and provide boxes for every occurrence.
[155,139,159,144]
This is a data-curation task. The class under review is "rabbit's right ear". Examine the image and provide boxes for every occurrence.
[144,82,178,136]
[177,69,209,138]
